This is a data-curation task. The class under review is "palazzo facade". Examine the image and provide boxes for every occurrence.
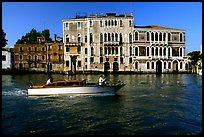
[63,12,187,73]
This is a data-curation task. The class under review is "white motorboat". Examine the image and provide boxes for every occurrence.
[27,79,125,96]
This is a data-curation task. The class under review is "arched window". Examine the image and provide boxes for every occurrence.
[147,62,150,69]
[151,32,154,41]
[168,33,171,41]
[104,33,107,42]
[112,47,114,54]
[77,34,81,43]
[160,48,162,56]
[164,62,166,69]
[152,47,154,56]
[135,62,138,69]
[147,32,150,41]
[108,33,111,41]
[180,47,183,57]
[129,33,132,43]
[108,47,111,54]
[135,47,138,56]
[180,33,183,42]
[100,20,103,27]
[105,47,107,54]
[112,33,114,42]
[120,47,123,55]
[105,20,107,26]
[147,47,149,56]
[180,62,183,69]
[115,33,118,42]
[108,20,110,26]
[120,20,123,26]
[163,33,166,41]
[120,33,123,43]
[155,47,158,56]
[111,20,114,26]
[135,32,138,41]
[115,20,117,26]
[163,47,166,56]
[116,47,118,54]
[155,32,158,41]
[152,62,154,69]
[66,34,69,43]
[91,47,94,56]
[100,33,103,43]
[90,33,93,44]
[168,47,171,56]
[159,33,162,41]
[100,47,103,56]
[168,62,171,69]
[130,46,132,56]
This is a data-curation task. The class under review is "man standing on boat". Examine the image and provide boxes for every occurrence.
[99,75,106,85]
[46,76,53,84]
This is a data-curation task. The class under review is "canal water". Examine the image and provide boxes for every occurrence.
[2,74,202,135]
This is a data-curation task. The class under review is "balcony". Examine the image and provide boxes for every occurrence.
[66,42,82,46]
[104,41,119,45]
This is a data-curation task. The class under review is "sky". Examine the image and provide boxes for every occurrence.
[2,2,202,53]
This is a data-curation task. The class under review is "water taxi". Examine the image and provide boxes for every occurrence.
[27,79,125,96]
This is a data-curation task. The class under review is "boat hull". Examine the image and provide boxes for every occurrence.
[27,85,124,96]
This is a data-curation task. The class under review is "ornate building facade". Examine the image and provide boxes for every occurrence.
[63,12,187,73]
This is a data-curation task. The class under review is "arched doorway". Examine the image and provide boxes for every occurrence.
[173,60,178,73]
[19,63,23,69]
[104,62,110,72]
[113,62,119,73]
[156,60,162,74]
[71,56,77,74]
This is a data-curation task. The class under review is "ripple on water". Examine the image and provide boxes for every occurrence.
[3,88,27,96]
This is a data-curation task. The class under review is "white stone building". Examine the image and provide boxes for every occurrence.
[62,12,187,73]
[2,47,13,69]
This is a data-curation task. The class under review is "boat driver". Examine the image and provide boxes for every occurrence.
[99,75,106,85]
[46,76,53,84]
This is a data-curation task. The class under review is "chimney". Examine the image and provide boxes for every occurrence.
[54,34,57,43]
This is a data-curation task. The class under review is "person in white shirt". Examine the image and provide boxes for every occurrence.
[46,76,53,84]
[99,75,106,85]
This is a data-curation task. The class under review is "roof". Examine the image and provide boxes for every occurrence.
[134,25,185,31]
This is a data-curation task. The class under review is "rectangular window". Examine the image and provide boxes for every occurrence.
[152,62,154,69]
[164,62,166,69]
[78,47,81,54]
[90,57,94,63]
[85,48,87,54]
[78,61,81,67]
[66,46,69,52]
[147,62,150,69]
[106,58,109,62]
[48,54,51,62]
[20,47,23,52]
[34,47,37,52]
[168,62,171,69]
[100,57,103,63]
[42,55,45,61]
[114,58,118,61]
[42,47,45,52]
[58,45,62,50]
[28,47,31,51]
[2,55,6,61]
[64,22,69,30]
[58,55,62,62]
[48,45,51,50]
[120,57,123,64]
[66,61,69,67]
[19,55,23,60]
[77,22,81,30]
[129,58,132,64]
[85,36,87,43]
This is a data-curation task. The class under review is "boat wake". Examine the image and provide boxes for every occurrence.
[3,88,27,96]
